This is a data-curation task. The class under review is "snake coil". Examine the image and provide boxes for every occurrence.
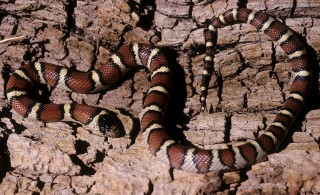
[6,8,312,173]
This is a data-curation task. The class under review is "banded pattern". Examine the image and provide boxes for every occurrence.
[5,8,312,174]
[196,8,312,172]
[6,44,170,138]
[143,9,311,173]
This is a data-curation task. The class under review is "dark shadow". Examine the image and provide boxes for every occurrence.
[117,108,141,146]
[90,150,105,164]
[304,45,320,108]
[35,179,45,191]
[2,63,12,99]
[28,83,52,104]
[134,0,156,31]
[278,33,320,151]
[0,64,23,179]
[72,141,97,175]
[237,0,248,8]
[69,154,96,175]
[75,139,90,155]
[0,122,10,182]
[161,48,190,144]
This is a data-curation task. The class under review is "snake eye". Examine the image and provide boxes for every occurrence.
[98,113,124,138]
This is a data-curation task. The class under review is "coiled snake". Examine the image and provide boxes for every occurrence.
[5,8,312,173]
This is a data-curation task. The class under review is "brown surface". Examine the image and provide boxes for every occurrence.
[0,0,320,194]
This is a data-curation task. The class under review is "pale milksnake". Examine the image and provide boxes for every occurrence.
[5,8,312,173]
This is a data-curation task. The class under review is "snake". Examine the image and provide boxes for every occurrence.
[5,8,311,173]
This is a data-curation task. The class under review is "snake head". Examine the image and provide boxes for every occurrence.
[98,112,124,138]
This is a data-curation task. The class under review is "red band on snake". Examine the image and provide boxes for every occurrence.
[6,8,312,173]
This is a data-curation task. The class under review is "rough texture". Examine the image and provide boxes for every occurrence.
[0,0,320,194]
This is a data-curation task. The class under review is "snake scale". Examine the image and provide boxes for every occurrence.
[5,8,311,173]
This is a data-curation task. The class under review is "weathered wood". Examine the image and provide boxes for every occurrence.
[0,0,319,194]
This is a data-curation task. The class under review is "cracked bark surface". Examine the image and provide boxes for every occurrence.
[0,0,320,194]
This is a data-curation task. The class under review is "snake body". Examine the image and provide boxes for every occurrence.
[6,8,311,173]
